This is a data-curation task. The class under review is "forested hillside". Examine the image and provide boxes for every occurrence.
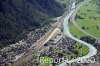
[0,0,67,47]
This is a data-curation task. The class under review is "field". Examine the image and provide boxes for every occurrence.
[69,24,87,38]
[75,1,100,39]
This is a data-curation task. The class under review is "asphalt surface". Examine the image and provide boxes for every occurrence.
[13,0,97,66]
[13,27,60,66]
[13,11,64,66]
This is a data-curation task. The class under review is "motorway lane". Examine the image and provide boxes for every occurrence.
[58,1,97,66]
[13,27,59,66]
[34,28,60,50]
[13,13,64,66]
[13,0,97,66]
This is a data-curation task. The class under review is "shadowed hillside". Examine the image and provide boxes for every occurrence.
[0,0,67,47]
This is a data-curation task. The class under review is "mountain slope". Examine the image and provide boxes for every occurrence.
[0,0,67,47]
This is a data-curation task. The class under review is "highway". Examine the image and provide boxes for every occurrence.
[13,0,97,66]
[58,0,97,66]
[13,10,63,66]
[13,26,60,66]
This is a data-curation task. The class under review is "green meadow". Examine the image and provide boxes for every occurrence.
[69,24,87,38]
[75,1,100,39]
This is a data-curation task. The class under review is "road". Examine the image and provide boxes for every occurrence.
[58,0,97,66]
[13,10,64,66]
[71,0,100,41]
[13,0,97,66]
[13,26,60,66]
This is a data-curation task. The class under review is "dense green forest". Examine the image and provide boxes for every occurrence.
[0,0,67,47]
